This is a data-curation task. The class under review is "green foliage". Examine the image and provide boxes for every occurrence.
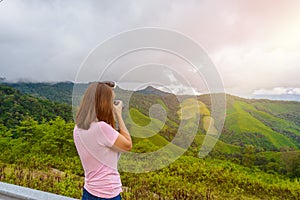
[252,100,300,126]
[1,82,300,199]
[0,162,83,199]
[120,156,300,199]
[4,82,73,104]
[1,116,300,199]
[129,108,151,126]
[246,102,300,144]
[221,100,299,150]
[258,150,300,178]
[0,84,72,128]
[0,117,80,173]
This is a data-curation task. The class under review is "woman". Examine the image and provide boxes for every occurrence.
[74,82,132,200]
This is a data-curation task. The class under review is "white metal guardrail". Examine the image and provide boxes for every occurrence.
[0,182,78,200]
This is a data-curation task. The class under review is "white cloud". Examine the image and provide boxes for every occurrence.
[211,44,300,95]
[253,87,300,95]
[157,84,201,95]
[1,0,300,97]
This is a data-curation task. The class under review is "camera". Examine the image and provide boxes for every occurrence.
[114,100,125,109]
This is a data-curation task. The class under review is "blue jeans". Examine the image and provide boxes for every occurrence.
[82,188,122,200]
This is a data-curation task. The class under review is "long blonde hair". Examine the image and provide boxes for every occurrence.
[75,82,115,130]
[75,83,97,130]
[95,83,115,129]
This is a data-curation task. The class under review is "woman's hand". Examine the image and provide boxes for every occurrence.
[112,100,132,151]
[113,100,123,117]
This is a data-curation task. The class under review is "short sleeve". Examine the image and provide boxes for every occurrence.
[98,121,119,147]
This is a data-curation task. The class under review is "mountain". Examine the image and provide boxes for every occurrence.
[136,86,171,96]
[0,84,72,128]
[121,87,300,151]
[1,82,300,198]
[3,82,74,104]
[221,95,300,151]
[3,82,300,151]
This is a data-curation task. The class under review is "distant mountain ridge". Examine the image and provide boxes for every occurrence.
[3,82,74,104]
[4,81,300,103]
[136,86,171,96]
[2,82,300,179]
[2,82,300,151]
[0,84,72,128]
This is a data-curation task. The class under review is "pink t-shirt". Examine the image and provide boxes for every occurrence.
[73,121,122,198]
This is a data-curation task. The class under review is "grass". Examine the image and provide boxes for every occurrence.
[121,156,300,199]
[259,150,300,161]
[224,101,298,149]
[177,98,210,120]
[126,108,184,155]
[194,134,241,155]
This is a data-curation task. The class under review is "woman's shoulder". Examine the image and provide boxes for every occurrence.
[74,122,105,132]
[93,121,112,130]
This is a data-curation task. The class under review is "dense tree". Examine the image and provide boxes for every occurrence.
[0,84,72,128]
[1,83,300,199]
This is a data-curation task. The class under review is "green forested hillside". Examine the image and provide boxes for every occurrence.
[117,89,300,152]
[3,82,73,104]
[1,117,300,199]
[1,83,300,199]
[0,84,72,128]
[8,81,299,151]
[222,99,300,150]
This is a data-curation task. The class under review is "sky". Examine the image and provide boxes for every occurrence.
[1,0,300,97]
